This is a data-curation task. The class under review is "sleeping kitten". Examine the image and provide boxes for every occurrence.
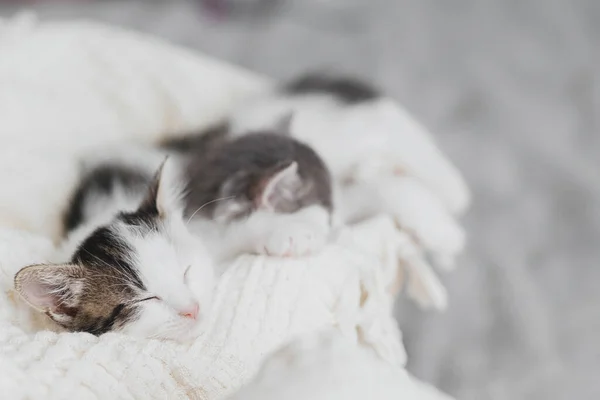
[227,72,470,216]
[223,72,468,268]
[163,122,333,260]
[14,159,216,340]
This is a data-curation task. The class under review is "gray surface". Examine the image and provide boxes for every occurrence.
[1,1,598,399]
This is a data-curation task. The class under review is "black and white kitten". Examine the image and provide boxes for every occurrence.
[15,158,216,340]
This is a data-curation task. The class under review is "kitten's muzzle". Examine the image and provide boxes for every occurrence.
[179,302,200,320]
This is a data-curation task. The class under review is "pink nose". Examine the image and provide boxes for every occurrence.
[179,303,200,320]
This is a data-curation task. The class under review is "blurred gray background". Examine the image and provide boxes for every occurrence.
[1,1,598,399]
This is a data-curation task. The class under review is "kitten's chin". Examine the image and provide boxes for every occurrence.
[120,318,205,343]
[169,327,203,343]
[161,322,205,343]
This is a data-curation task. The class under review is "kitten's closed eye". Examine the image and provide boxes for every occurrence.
[137,296,161,303]
[183,265,192,283]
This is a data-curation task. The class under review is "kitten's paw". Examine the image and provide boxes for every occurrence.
[260,224,327,258]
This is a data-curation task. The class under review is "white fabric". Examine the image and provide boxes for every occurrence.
[229,329,453,400]
[0,14,467,400]
[0,12,268,239]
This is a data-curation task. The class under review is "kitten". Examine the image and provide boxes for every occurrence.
[14,159,215,340]
[224,72,468,268]
[163,122,334,260]
[227,72,470,216]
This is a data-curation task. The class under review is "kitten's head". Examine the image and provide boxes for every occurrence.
[15,161,215,340]
[206,134,333,222]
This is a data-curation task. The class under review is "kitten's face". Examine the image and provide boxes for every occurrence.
[15,162,215,341]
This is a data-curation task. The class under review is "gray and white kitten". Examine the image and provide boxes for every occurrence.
[228,72,470,218]
[163,122,334,260]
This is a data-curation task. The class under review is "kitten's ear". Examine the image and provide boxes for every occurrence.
[259,161,303,211]
[140,158,184,218]
[14,263,86,313]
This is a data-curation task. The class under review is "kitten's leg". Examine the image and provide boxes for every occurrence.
[260,206,331,257]
[224,205,331,258]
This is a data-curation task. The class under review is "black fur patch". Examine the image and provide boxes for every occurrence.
[55,303,136,336]
[85,303,128,335]
[120,167,162,231]
[118,210,159,231]
[285,73,379,104]
[64,165,151,234]
[72,226,145,290]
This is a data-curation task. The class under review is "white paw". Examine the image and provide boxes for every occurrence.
[260,224,327,258]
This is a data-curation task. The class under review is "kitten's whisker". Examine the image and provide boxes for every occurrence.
[86,273,133,285]
[84,261,137,284]
[82,248,130,280]
[149,322,181,339]
[186,196,236,225]
[112,258,138,282]
[81,249,138,284]
[104,282,137,290]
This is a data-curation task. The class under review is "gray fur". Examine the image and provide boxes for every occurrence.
[181,131,333,222]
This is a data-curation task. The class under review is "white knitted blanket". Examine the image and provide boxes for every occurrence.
[0,13,468,400]
[0,217,409,399]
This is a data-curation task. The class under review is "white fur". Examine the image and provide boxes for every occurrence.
[116,164,216,340]
[191,205,331,261]
[117,216,215,340]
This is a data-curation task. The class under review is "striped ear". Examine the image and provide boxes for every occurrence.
[139,158,185,218]
[14,263,86,313]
